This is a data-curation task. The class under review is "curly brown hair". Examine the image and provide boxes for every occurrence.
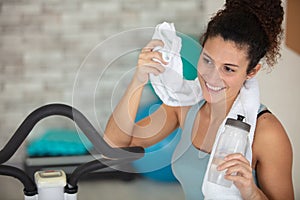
[201,0,284,72]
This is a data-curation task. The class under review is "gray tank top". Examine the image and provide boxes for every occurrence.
[172,100,208,200]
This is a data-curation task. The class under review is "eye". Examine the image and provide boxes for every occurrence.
[223,65,235,73]
[203,57,213,65]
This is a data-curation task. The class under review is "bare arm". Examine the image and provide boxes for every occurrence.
[129,103,181,148]
[104,77,145,147]
[252,113,294,199]
[104,40,178,148]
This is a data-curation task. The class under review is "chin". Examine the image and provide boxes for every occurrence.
[203,94,225,104]
[202,86,227,104]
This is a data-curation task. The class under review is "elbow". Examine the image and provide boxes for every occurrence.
[103,131,132,148]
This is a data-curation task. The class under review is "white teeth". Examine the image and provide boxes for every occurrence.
[206,82,224,91]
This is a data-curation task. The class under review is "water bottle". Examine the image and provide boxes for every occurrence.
[208,115,251,187]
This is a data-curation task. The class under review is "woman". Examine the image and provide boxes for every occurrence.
[104,0,294,199]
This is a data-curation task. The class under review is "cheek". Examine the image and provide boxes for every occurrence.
[197,61,210,79]
[197,60,203,75]
[197,56,208,74]
[227,76,246,91]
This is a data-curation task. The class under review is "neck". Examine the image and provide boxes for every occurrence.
[204,97,236,121]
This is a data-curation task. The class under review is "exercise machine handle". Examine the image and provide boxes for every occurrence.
[0,103,144,164]
[0,103,144,197]
[0,165,37,196]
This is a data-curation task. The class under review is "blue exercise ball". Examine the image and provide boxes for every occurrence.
[133,101,182,182]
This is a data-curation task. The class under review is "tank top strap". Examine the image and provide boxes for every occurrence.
[257,103,271,119]
[258,104,267,112]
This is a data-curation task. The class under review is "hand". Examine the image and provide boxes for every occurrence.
[135,40,168,84]
[217,153,265,200]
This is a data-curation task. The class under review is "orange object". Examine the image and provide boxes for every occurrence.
[286,0,300,55]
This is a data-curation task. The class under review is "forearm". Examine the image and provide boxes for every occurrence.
[245,188,268,200]
[246,186,294,200]
[104,77,145,147]
[104,39,166,147]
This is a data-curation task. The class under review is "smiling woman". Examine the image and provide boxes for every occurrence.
[104,0,294,199]
[197,36,259,106]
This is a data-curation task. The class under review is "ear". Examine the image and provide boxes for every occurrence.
[247,64,261,79]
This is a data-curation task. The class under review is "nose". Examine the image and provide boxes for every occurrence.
[210,67,221,80]
[203,65,222,85]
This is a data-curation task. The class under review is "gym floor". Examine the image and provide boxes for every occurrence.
[0,175,184,200]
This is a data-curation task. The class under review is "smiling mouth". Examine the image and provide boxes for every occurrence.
[205,82,226,92]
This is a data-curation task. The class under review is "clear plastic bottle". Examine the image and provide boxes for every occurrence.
[208,115,251,187]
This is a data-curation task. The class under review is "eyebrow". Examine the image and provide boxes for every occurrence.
[203,52,240,68]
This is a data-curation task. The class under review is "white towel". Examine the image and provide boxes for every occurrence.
[149,22,260,199]
[149,22,202,106]
[202,78,260,199]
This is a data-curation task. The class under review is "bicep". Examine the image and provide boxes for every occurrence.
[254,114,294,199]
[130,104,180,148]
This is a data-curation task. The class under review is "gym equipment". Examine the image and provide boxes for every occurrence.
[0,103,144,200]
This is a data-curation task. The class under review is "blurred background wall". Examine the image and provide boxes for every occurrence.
[0,0,299,198]
[0,0,209,165]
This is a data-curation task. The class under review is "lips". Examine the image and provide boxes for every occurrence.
[205,82,226,92]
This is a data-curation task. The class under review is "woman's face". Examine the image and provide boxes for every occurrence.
[197,36,254,104]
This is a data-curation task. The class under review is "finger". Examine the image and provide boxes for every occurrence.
[145,39,164,49]
[139,51,168,65]
[139,54,166,70]
[218,160,250,172]
[152,51,169,65]
[142,51,162,60]
[139,61,165,74]
[141,47,152,53]
[224,172,254,189]
[225,164,252,179]
[224,153,249,163]
[224,173,250,185]
[153,55,169,65]
[141,40,164,53]
[218,156,250,171]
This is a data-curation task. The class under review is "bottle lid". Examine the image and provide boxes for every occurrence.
[225,115,251,132]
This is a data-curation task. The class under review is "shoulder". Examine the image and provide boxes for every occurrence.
[252,111,294,198]
[255,111,288,139]
[252,111,293,168]
[253,113,290,155]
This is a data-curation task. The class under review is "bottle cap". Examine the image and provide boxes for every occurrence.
[225,115,251,132]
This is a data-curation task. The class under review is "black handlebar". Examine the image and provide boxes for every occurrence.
[65,152,139,193]
[0,104,143,163]
[0,165,37,196]
[0,103,144,196]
